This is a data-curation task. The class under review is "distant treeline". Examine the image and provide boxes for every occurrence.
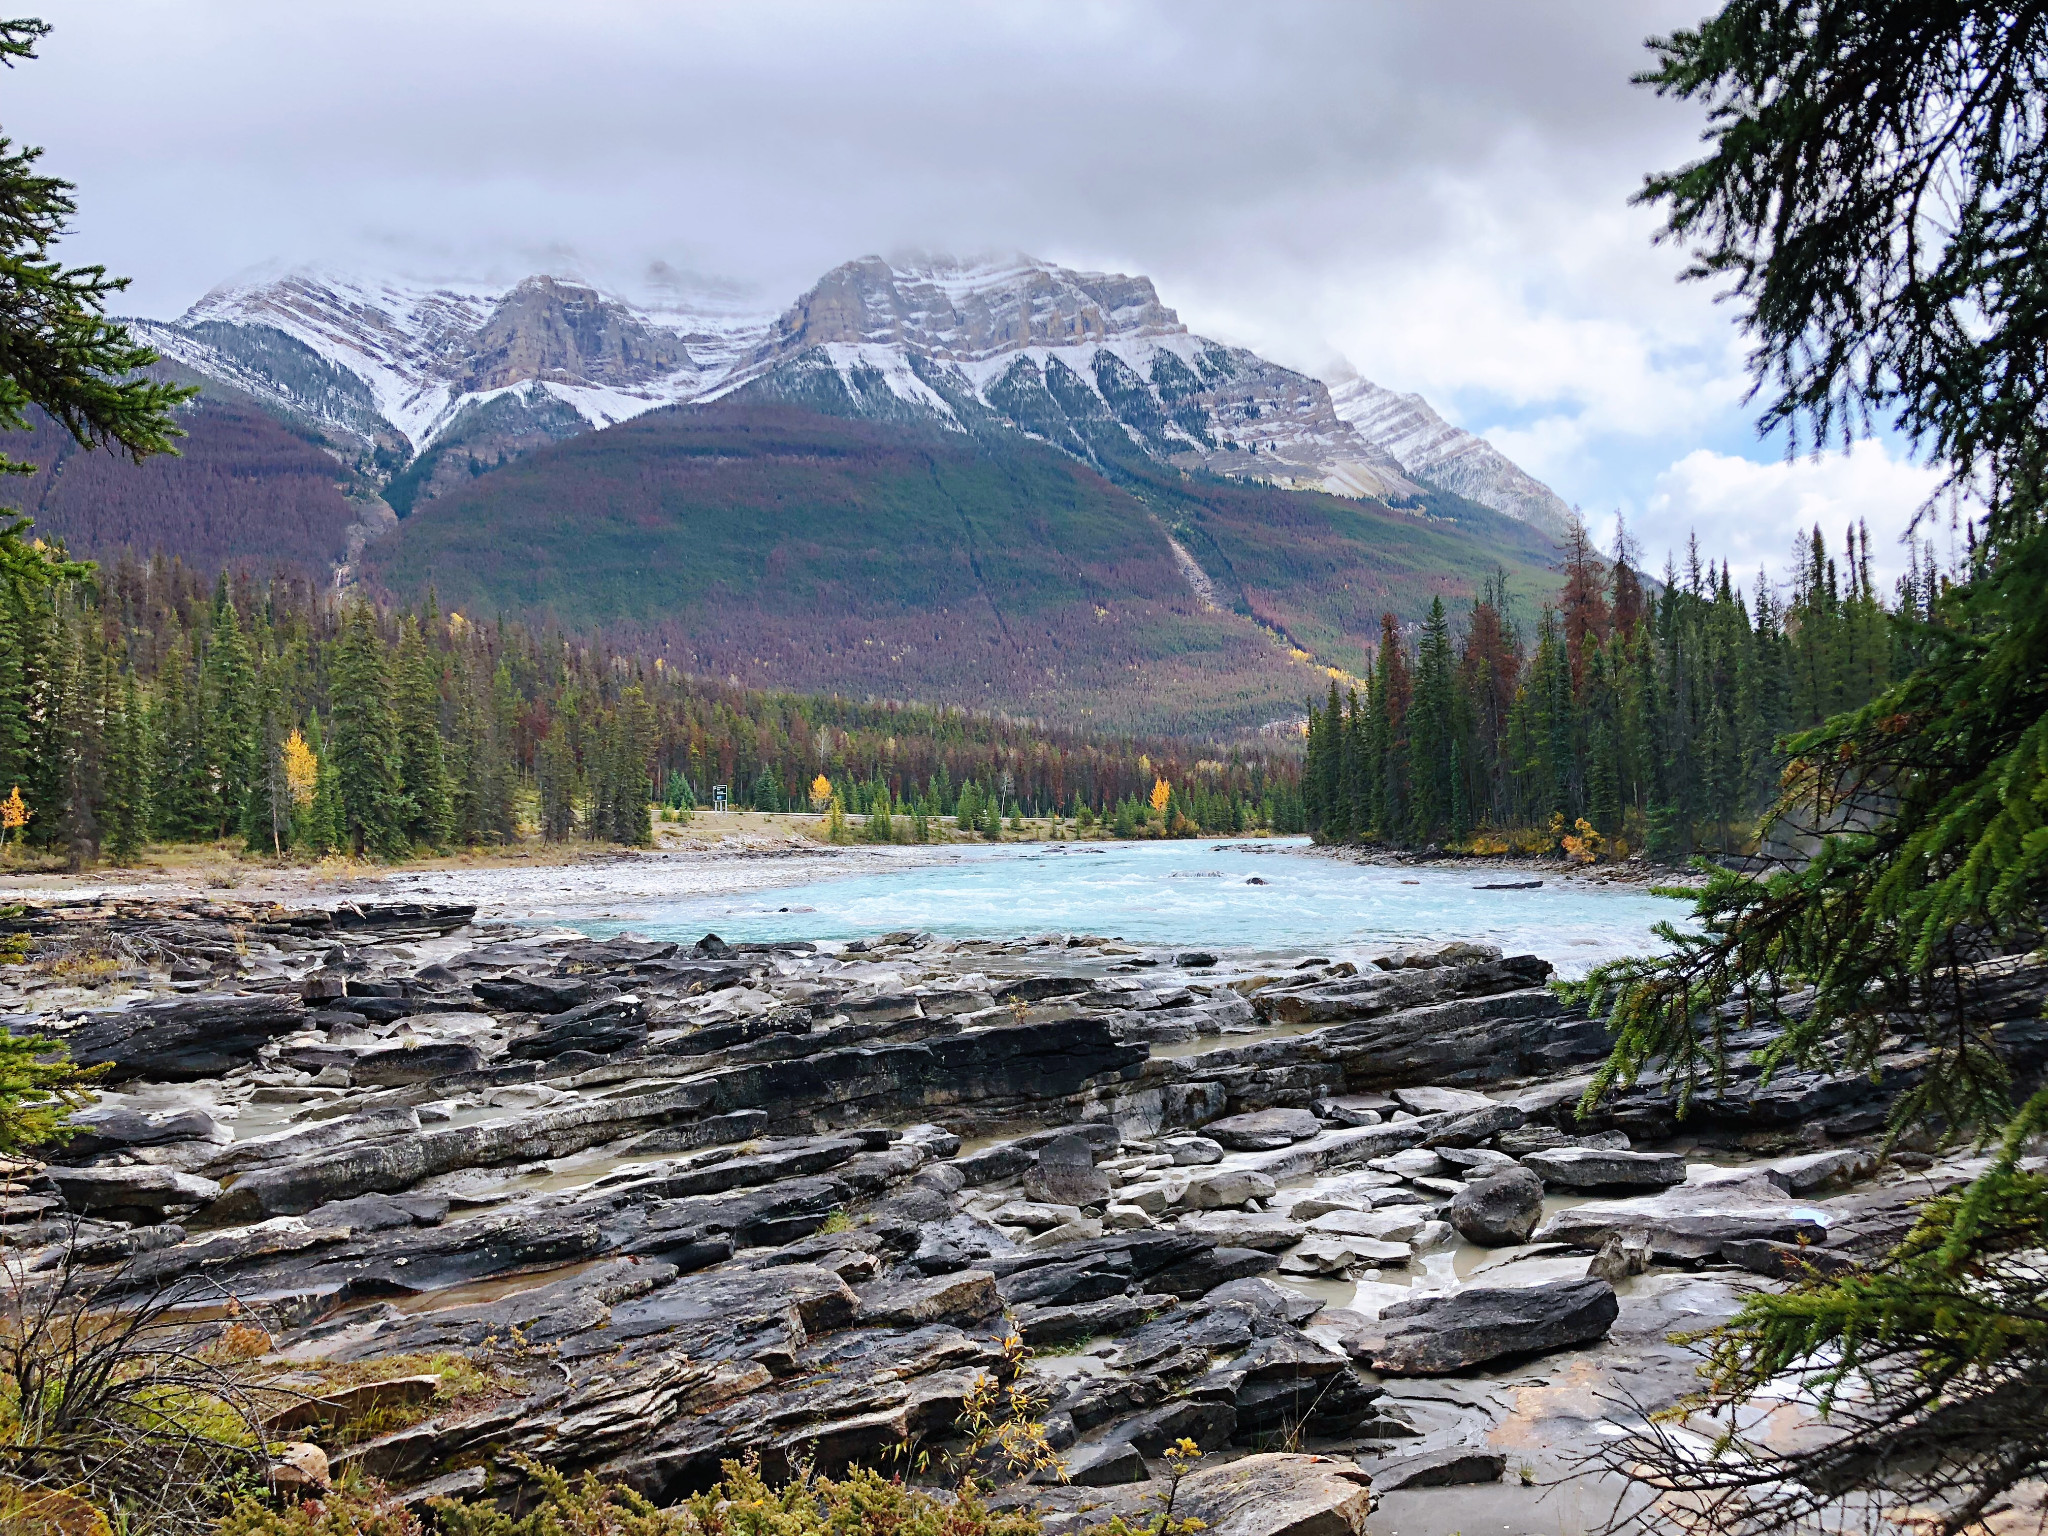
[1303,522,1936,861]
[0,537,1305,868]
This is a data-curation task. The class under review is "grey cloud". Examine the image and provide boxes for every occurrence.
[17,0,1776,527]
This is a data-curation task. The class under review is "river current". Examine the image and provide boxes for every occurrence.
[410,838,1688,980]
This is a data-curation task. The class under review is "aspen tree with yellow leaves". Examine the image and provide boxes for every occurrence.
[1,785,27,847]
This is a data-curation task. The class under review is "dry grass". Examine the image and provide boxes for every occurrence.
[0,1245,274,1534]
[287,1351,524,1443]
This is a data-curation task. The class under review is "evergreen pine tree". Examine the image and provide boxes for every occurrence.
[200,581,258,838]
[327,606,410,857]
[43,597,102,870]
[102,661,145,862]
[1580,8,2048,1517]
[301,710,341,855]
[615,684,656,845]
[538,712,580,842]
[393,617,453,847]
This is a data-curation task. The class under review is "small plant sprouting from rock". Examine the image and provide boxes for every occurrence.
[1082,1440,1207,1536]
[947,1331,1066,1490]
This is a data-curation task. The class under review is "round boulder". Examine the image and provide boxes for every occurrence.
[1447,1165,1545,1247]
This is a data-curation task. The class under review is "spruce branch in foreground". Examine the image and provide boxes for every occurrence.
[1576,2,2048,1530]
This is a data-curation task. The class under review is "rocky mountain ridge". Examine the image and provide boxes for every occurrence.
[133,254,1572,532]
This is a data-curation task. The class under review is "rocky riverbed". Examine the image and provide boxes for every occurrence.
[3,895,2043,1535]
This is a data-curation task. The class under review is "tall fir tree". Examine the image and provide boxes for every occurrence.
[394,617,453,848]
[199,580,258,838]
[327,606,410,858]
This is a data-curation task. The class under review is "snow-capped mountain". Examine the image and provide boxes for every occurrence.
[135,267,771,447]
[134,254,1572,532]
[721,255,1422,502]
[1326,365,1575,539]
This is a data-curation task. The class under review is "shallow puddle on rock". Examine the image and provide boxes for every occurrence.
[1028,1351,1116,1383]
[385,1257,608,1314]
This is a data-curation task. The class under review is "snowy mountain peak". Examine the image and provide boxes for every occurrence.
[765,253,1184,364]
[1324,363,1576,539]
[139,254,1576,536]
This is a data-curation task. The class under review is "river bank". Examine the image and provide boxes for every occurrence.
[5,890,2039,1534]
[0,820,962,910]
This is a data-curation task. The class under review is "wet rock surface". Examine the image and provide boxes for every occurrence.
[2,894,2036,1529]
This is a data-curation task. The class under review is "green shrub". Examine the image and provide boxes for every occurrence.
[0,1032,97,1153]
[216,1456,1046,1536]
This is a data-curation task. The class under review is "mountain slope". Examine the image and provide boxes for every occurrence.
[7,394,367,578]
[360,400,1559,733]
[719,255,1423,503]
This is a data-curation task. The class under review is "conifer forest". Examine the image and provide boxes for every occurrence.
[1302,519,1927,860]
[0,545,1305,869]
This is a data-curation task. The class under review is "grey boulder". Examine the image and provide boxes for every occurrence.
[1023,1134,1112,1207]
[1420,1102,1526,1147]
[1446,1165,1546,1246]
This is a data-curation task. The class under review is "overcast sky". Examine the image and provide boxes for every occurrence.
[17,1,1947,583]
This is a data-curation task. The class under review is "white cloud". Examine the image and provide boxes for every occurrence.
[1623,441,1952,588]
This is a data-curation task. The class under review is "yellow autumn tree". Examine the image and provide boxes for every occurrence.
[0,786,26,846]
[281,730,319,808]
[1149,777,1171,816]
[809,773,833,812]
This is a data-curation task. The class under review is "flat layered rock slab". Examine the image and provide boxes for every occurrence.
[60,992,305,1081]
[1031,1453,1374,1536]
[1204,1108,1323,1151]
[855,1270,1001,1328]
[1521,1147,1686,1190]
[1533,1174,1829,1261]
[1370,1278,1620,1375]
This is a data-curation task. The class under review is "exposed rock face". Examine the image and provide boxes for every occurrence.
[769,256,1183,361]
[1326,367,1575,538]
[55,993,305,1081]
[1370,1279,1620,1374]
[5,896,2013,1527]
[460,277,690,393]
